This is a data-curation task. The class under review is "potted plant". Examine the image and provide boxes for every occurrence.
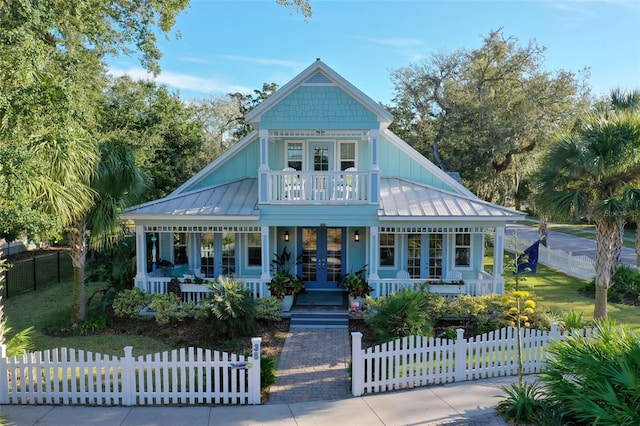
[268,247,305,311]
[340,265,372,308]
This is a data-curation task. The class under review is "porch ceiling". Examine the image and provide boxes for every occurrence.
[379,178,524,220]
[121,178,259,218]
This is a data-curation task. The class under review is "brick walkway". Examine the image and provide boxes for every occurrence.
[267,328,352,404]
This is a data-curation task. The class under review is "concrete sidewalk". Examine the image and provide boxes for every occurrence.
[0,376,515,425]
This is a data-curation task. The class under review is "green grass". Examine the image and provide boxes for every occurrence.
[3,278,171,356]
[504,264,640,332]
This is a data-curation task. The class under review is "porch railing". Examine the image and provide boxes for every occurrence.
[370,275,500,298]
[268,170,369,203]
[136,277,271,302]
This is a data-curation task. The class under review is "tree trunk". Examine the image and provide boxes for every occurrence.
[69,220,88,326]
[594,219,623,319]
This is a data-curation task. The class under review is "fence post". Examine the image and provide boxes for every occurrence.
[122,346,135,406]
[454,328,466,382]
[57,251,61,283]
[250,337,262,404]
[0,344,8,403]
[351,332,364,397]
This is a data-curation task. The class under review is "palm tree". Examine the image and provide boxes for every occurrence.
[533,90,640,319]
[68,141,148,324]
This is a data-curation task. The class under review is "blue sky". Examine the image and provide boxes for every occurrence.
[109,0,640,104]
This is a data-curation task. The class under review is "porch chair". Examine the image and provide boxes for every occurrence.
[283,167,304,200]
[333,167,358,200]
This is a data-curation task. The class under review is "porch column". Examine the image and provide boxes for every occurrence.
[494,225,505,280]
[134,224,146,289]
[369,227,379,280]
[369,129,380,204]
[258,129,270,203]
[261,226,270,279]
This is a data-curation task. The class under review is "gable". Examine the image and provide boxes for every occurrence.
[260,85,379,130]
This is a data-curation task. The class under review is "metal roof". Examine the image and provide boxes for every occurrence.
[379,178,524,220]
[121,178,259,219]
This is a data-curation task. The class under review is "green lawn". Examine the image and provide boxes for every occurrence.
[3,278,172,356]
[504,264,640,332]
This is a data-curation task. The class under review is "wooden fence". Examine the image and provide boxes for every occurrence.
[351,323,591,396]
[0,339,262,406]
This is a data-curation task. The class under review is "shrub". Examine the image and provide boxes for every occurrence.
[149,293,182,325]
[540,319,640,425]
[260,356,277,392]
[366,289,433,342]
[612,265,640,301]
[112,288,151,318]
[200,276,256,339]
[255,297,283,321]
[79,311,110,335]
[496,381,548,424]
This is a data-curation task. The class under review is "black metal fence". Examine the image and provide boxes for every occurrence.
[2,251,73,298]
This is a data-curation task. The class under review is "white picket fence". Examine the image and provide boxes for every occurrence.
[0,339,262,406]
[505,237,596,280]
[351,323,590,396]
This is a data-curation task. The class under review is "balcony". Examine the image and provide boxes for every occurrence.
[268,170,369,203]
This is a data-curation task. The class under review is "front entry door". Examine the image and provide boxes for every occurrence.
[299,227,344,289]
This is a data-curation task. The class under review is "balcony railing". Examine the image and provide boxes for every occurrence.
[268,170,369,203]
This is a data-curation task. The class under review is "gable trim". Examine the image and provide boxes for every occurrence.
[245,60,393,127]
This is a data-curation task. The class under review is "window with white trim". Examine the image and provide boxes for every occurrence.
[246,233,262,267]
[428,234,443,278]
[407,234,421,278]
[221,232,236,275]
[455,233,471,267]
[286,142,303,170]
[379,233,395,267]
[339,142,356,170]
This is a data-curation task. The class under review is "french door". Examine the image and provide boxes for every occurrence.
[299,227,344,289]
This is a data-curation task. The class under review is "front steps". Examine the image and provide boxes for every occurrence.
[289,310,349,329]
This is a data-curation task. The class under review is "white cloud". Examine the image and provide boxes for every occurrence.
[108,67,252,95]
[363,37,424,49]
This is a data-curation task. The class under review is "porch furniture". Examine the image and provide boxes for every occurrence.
[283,167,304,200]
[333,167,358,200]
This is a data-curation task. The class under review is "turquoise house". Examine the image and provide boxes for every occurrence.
[121,60,523,300]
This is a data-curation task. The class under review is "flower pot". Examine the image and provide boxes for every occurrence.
[348,296,364,314]
[281,294,295,312]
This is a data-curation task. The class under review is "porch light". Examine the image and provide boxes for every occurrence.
[284,231,290,242]
[354,230,360,242]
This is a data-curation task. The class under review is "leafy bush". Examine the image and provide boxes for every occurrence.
[612,265,640,301]
[149,293,182,325]
[255,297,283,321]
[79,311,111,335]
[540,319,640,425]
[366,289,434,342]
[200,276,256,339]
[496,381,548,424]
[112,288,151,318]
[260,356,277,392]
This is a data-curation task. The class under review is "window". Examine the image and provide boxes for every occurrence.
[246,233,262,267]
[200,233,215,277]
[428,235,443,278]
[455,233,471,267]
[407,234,421,278]
[379,233,395,267]
[221,232,236,275]
[287,142,303,170]
[339,142,356,170]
